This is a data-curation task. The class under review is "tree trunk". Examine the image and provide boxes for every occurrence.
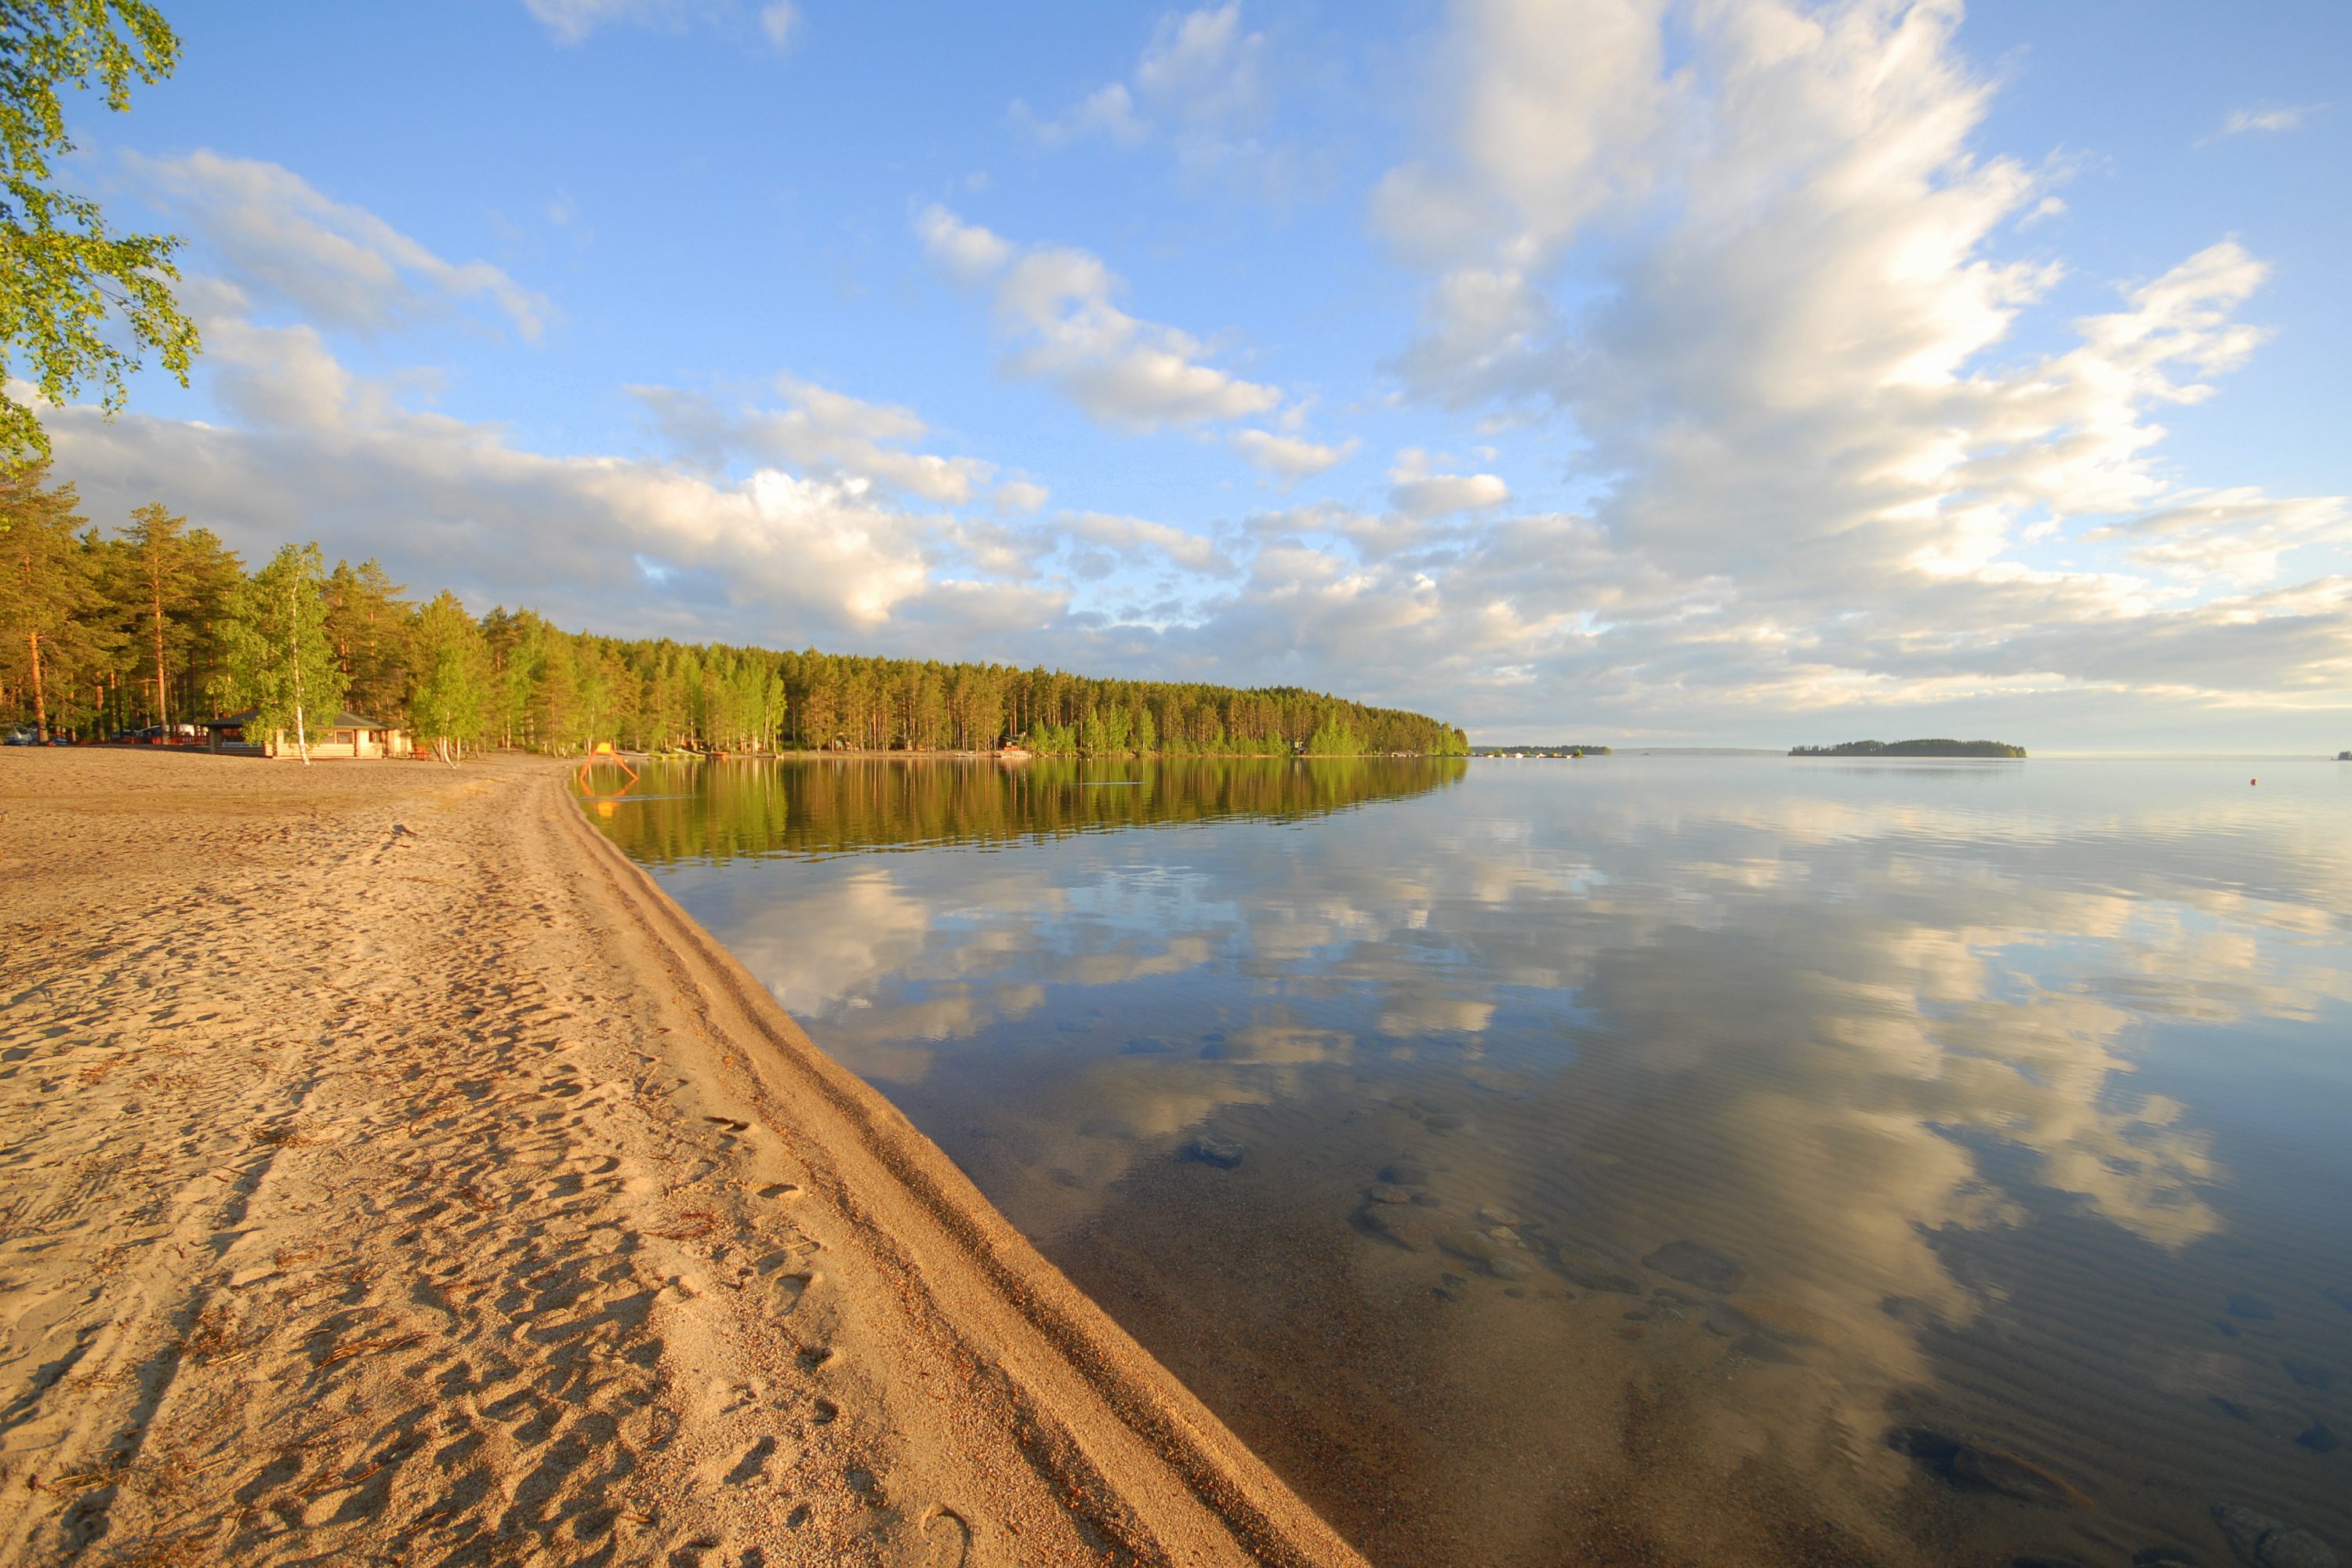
[151,572,169,731]
[289,580,310,764]
[27,631,45,741]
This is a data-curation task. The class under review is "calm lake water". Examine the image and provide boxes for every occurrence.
[585,756,2352,1568]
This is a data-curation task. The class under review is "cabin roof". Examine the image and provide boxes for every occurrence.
[205,708,394,730]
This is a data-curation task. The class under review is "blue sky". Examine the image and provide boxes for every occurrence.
[41,0,2351,746]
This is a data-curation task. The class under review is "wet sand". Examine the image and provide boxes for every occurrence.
[0,750,1365,1567]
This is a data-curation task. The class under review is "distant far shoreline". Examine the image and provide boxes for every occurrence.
[1791,739,2026,758]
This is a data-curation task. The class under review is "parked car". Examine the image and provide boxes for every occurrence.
[5,728,36,746]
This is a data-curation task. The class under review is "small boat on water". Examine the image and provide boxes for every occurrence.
[997,743,1033,761]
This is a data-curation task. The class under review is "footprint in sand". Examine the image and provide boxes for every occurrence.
[720,1436,776,1485]
[923,1505,972,1568]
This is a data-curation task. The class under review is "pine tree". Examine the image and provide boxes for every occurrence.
[323,559,413,723]
[118,501,192,729]
[0,465,108,738]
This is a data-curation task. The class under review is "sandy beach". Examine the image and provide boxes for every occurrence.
[0,749,1366,1568]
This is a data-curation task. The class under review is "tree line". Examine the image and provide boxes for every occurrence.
[598,756,1469,866]
[2,471,1470,760]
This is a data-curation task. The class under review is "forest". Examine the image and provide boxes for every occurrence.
[2,470,1469,759]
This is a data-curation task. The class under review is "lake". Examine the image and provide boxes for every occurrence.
[583,754,2352,1567]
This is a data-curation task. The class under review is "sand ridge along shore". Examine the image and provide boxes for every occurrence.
[0,750,1367,1568]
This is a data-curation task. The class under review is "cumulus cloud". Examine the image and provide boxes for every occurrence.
[1064,512,1239,577]
[993,479,1051,514]
[1231,428,1356,481]
[1018,82,1151,151]
[913,202,1016,284]
[42,274,1055,647]
[47,15,2350,750]
[126,151,552,340]
[916,205,1281,430]
[1388,448,1509,517]
[2086,491,2352,589]
[1017,3,1269,150]
[1352,0,2350,740]
[1011,5,1326,201]
[1132,4,1269,128]
[633,374,997,505]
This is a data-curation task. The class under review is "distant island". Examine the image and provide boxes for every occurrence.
[1470,744,1613,757]
[1791,739,2026,758]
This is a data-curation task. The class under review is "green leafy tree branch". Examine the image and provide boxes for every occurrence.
[1,0,199,468]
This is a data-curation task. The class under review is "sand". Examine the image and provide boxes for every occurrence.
[0,749,1367,1568]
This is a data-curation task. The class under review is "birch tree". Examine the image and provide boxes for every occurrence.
[408,590,488,764]
[1,0,200,467]
[228,541,343,761]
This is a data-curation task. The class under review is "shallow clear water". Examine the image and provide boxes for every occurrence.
[586,755,2352,1567]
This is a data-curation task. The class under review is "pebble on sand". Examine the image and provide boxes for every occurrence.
[1379,1162,1432,1186]
[1358,1204,1432,1252]
[1884,1428,2092,1510]
[1183,1134,1246,1169]
[1730,1334,1803,1365]
[1438,1230,1508,1265]
[2211,1503,2339,1568]
[2282,1359,2333,1392]
[1552,1250,1644,1295]
[1722,1295,1840,1348]
[2209,1395,2312,1441]
[1643,1240,1747,1294]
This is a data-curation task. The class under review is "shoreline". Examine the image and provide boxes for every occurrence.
[0,750,1364,1567]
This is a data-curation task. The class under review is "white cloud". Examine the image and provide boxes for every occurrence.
[1387,448,1508,517]
[1016,83,1150,151]
[2202,103,2322,143]
[757,0,799,49]
[1346,0,2350,739]
[913,202,1016,284]
[1133,4,1268,128]
[521,0,784,45]
[916,206,1282,430]
[126,151,551,341]
[1013,4,1323,199]
[633,373,997,506]
[1065,512,1239,577]
[1020,3,1269,150]
[48,23,2350,751]
[2087,491,2352,589]
[994,479,1051,514]
[1231,428,1356,481]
